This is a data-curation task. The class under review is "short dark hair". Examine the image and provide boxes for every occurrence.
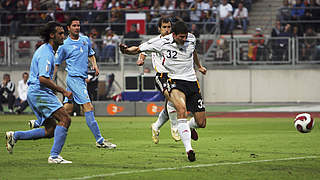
[67,16,80,27]
[172,21,188,35]
[158,17,171,28]
[3,73,10,79]
[23,72,28,76]
[39,21,62,43]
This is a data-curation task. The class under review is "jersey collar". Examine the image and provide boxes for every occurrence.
[68,35,80,41]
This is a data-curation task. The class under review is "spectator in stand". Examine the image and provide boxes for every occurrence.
[102,27,120,62]
[291,0,305,21]
[120,0,133,10]
[291,25,303,37]
[25,0,41,33]
[25,0,40,11]
[56,0,69,11]
[107,0,120,9]
[39,4,54,23]
[233,2,249,34]
[2,0,26,38]
[304,0,320,31]
[124,24,141,47]
[175,1,190,22]
[148,0,162,35]
[0,74,15,113]
[89,27,102,62]
[160,0,175,17]
[302,26,317,60]
[229,0,239,10]
[69,0,80,8]
[150,0,161,19]
[277,24,292,61]
[248,27,265,61]
[69,0,82,17]
[271,20,284,60]
[55,3,66,23]
[189,0,207,30]
[203,0,217,33]
[278,0,292,24]
[15,72,29,114]
[218,0,234,34]
[94,0,106,10]
[107,8,124,34]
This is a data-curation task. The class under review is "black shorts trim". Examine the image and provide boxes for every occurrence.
[155,72,168,94]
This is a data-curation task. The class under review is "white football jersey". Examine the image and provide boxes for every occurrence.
[141,35,168,73]
[139,33,197,81]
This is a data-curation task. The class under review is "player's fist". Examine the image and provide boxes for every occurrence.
[63,91,73,99]
[119,43,128,54]
[198,66,207,75]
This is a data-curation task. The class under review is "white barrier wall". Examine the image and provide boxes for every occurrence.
[203,69,320,103]
[2,69,320,103]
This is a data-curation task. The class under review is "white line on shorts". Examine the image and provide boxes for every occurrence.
[63,156,318,180]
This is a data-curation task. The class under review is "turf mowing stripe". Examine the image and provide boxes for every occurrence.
[62,156,318,180]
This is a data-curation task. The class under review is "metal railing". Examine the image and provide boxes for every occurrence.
[1,35,320,68]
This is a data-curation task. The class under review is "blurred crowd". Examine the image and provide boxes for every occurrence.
[0,0,256,38]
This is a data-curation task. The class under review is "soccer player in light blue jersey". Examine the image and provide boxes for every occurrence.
[5,22,73,164]
[54,16,116,149]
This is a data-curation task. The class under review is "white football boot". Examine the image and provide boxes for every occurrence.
[151,123,160,144]
[96,139,117,149]
[5,131,16,154]
[170,127,181,142]
[28,119,40,129]
[48,156,72,164]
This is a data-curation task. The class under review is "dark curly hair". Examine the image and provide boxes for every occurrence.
[39,21,63,43]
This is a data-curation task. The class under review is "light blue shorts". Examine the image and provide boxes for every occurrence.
[27,87,63,126]
[63,76,91,105]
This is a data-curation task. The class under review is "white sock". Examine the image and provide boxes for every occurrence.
[167,101,178,129]
[177,118,192,152]
[188,117,199,129]
[153,108,169,130]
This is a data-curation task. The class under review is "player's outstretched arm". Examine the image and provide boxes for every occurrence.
[39,76,72,99]
[193,51,207,75]
[119,43,141,55]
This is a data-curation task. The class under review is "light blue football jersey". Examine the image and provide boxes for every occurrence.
[55,35,95,78]
[27,43,55,92]
[27,43,63,123]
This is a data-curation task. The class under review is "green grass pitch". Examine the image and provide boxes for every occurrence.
[0,115,319,180]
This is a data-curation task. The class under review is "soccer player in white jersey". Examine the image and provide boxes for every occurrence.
[54,16,116,149]
[137,17,180,143]
[5,22,73,163]
[136,18,206,145]
[120,21,207,162]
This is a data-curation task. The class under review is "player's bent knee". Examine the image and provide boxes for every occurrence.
[198,119,206,128]
[61,116,71,129]
[45,127,55,138]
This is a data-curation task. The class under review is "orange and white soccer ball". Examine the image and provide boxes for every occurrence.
[294,113,315,133]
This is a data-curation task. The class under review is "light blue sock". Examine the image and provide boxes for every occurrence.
[14,128,45,140]
[85,111,104,144]
[50,125,67,157]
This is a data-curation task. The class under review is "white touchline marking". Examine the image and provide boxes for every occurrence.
[62,156,318,180]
